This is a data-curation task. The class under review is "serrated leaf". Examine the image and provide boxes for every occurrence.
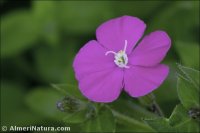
[177,76,199,109]
[25,87,65,120]
[83,106,115,132]
[178,64,200,89]
[145,118,175,132]
[169,104,199,132]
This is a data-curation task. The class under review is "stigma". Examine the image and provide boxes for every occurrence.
[105,40,129,68]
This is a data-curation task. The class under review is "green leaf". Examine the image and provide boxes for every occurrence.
[145,118,175,132]
[112,1,167,18]
[110,98,157,121]
[32,1,60,46]
[153,62,179,116]
[169,104,199,132]
[116,123,154,132]
[57,1,113,34]
[1,11,39,58]
[83,106,116,132]
[177,75,199,109]
[145,104,200,132]
[148,1,199,42]
[175,41,199,69]
[178,64,200,89]
[52,84,86,101]
[1,81,41,126]
[25,87,65,120]
[112,109,155,132]
[175,120,200,133]
[169,104,189,126]
[32,1,113,35]
[63,109,87,124]
[34,44,76,83]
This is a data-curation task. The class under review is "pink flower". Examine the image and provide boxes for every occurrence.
[73,16,171,103]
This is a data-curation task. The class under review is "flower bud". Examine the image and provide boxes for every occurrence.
[188,108,200,121]
[86,104,96,119]
[56,96,86,113]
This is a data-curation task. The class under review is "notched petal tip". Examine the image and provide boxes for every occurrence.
[96,15,146,54]
[129,30,171,66]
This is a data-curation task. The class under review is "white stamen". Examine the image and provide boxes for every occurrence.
[124,40,127,52]
[105,51,117,56]
[105,40,130,68]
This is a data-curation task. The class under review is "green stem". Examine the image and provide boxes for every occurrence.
[127,100,158,118]
[111,109,155,132]
[140,93,164,117]
[152,101,164,117]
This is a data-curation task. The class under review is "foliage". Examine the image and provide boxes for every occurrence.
[1,1,199,132]
[145,65,200,132]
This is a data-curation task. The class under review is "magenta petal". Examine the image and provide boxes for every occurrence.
[79,68,124,102]
[96,15,146,54]
[73,40,116,80]
[124,64,169,97]
[129,31,171,66]
[73,40,123,102]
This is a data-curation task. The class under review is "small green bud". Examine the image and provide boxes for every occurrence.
[188,108,200,121]
[56,96,86,113]
[86,104,97,119]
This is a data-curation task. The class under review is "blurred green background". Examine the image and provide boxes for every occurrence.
[1,0,199,132]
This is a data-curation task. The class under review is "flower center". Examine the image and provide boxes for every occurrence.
[105,40,129,68]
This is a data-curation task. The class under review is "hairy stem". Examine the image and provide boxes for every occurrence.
[152,100,164,117]
[111,109,154,132]
[148,93,164,117]
[139,93,164,117]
